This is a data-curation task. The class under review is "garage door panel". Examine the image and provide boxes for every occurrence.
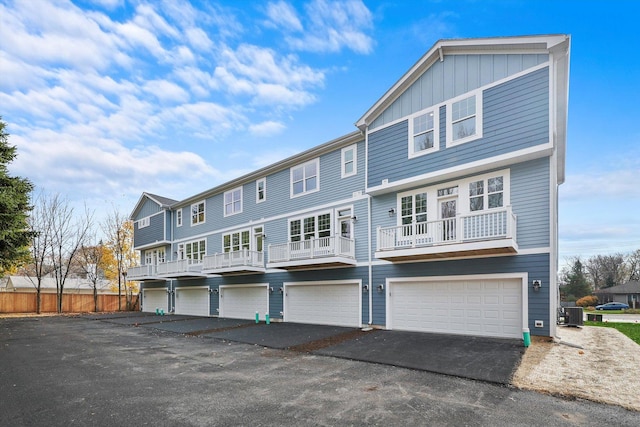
[221,286,267,320]
[143,289,168,313]
[390,279,522,339]
[175,288,209,316]
[286,284,360,327]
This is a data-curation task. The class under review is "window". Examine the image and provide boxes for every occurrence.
[469,176,504,211]
[409,109,439,157]
[341,145,357,178]
[290,212,331,241]
[400,192,427,226]
[223,230,250,253]
[176,209,182,227]
[144,249,165,265]
[447,91,482,146]
[224,187,243,216]
[191,201,205,225]
[138,217,150,228]
[180,239,206,263]
[256,178,266,203]
[291,159,319,197]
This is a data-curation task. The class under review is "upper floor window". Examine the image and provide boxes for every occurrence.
[469,176,504,211]
[191,201,205,225]
[290,212,331,242]
[409,109,439,158]
[176,209,182,227]
[224,187,243,216]
[447,91,482,146]
[400,192,427,225]
[145,248,166,265]
[138,217,150,228]
[223,230,250,253]
[179,239,206,263]
[291,158,319,197]
[341,145,357,178]
[256,178,266,203]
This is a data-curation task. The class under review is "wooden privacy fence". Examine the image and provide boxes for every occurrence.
[0,292,139,313]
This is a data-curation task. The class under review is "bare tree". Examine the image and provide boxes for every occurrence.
[25,190,55,313]
[626,249,640,282]
[49,196,93,313]
[585,254,628,290]
[79,240,105,312]
[102,208,134,310]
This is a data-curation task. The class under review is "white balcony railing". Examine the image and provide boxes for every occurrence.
[127,264,157,280]
[202,249,264,271]
[268,235,355,264]
[377,207,516,251]
[156,259,203,276]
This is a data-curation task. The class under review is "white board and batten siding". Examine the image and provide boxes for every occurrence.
[386,274,527,339]
[175,287,210,316]
[219,284,269,320]
[142,288,168,313]
[284,280,362,328]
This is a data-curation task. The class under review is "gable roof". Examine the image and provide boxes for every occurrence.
[595,280,640,294]
[130,192,178,220]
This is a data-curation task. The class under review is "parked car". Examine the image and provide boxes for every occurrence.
[595,302,630,311]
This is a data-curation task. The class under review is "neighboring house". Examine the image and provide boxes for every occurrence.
[128,34,571,339]
[594,281,640,309]
[0,276,116,294]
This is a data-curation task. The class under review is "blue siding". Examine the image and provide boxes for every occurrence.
[371,54,548,130]
[134,212,166,248]
[511,158,550,249]
[368,67,550,187]
[135,198,163,220]
[371,253,551,336]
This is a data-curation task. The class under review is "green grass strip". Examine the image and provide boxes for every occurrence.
[584,321,640,345]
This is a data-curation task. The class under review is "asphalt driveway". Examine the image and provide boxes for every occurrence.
[85,313,523,384]
[2,315,637,427]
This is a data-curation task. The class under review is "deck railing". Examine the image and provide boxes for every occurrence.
[268,235,355,263]
[202,249,264,271]
[127,264,157,280]
[377,206,516,251]
[156,259,203,275]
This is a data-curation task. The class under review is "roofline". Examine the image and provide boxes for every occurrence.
[177,130,364,207]
[355,34,570,131]
[129,192,175,220]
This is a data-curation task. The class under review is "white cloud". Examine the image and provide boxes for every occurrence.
[143,79,190,104]
[265,1,303,31]
[249,120,286,136]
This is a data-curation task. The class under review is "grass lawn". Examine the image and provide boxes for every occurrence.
[585,321,640,345]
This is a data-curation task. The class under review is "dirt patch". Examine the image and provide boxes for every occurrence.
[289,328,377,353]
[513,326,640,412]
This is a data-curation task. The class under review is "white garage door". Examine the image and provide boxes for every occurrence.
[285,283,361,327]
[142,288,168,313]
[220,285,268,320]
[388,278,522,338]
[175,287,210,316]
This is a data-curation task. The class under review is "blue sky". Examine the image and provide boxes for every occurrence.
[1,0,639,265]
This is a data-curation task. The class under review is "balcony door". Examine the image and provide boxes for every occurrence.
[438,186,458,242]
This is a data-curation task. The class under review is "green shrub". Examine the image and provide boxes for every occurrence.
[576,295,598,307]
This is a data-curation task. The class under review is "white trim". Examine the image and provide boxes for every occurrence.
[256,178,266,204]
[341,144,358,178]
[223,186,243,217]
[446,90,483,147]
[176,209,183,227]
[385,273,528,336]
[218,283,269,319]
[174,285,210,317]
[290,158,320,198]
[367,142,552,196]
[283,279,362,327]
[408,107,440,158]
[137,216,150,228]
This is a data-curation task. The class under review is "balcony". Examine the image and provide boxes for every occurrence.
[267,235,356,270]
[156,259,207,278]
[376,207,518,261]
[127,264,160,281]
[202,249,265,275]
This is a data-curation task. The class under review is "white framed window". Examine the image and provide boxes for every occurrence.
[138,217,150,228]
[289,212,331,242]
[469,176,504,211]
[408,108,439,158]
[191,201,205,226]
[176,209,182,227]
[256,178,266,203]
[446,90,483,146]
[223,230,250,253]
[291,158,319,197]
[179,239,206,263]
[400,192,428,226]
[145,248,165,265]
[224,187,243,216]
[341,145,357,178]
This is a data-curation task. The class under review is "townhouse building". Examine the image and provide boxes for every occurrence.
[128,34,571,339]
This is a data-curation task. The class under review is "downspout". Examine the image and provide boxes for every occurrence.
[364,129,373,326]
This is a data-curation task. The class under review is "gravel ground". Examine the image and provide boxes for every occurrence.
[512,325,640,412]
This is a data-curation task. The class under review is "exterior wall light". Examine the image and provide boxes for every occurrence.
[532,280,542,292]
[388,208,396,217]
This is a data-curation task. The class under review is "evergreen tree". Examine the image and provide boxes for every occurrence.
[0,118,34,274]
[561,257,592,300]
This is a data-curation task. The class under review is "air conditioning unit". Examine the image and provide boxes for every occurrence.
[564,307,584,327]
